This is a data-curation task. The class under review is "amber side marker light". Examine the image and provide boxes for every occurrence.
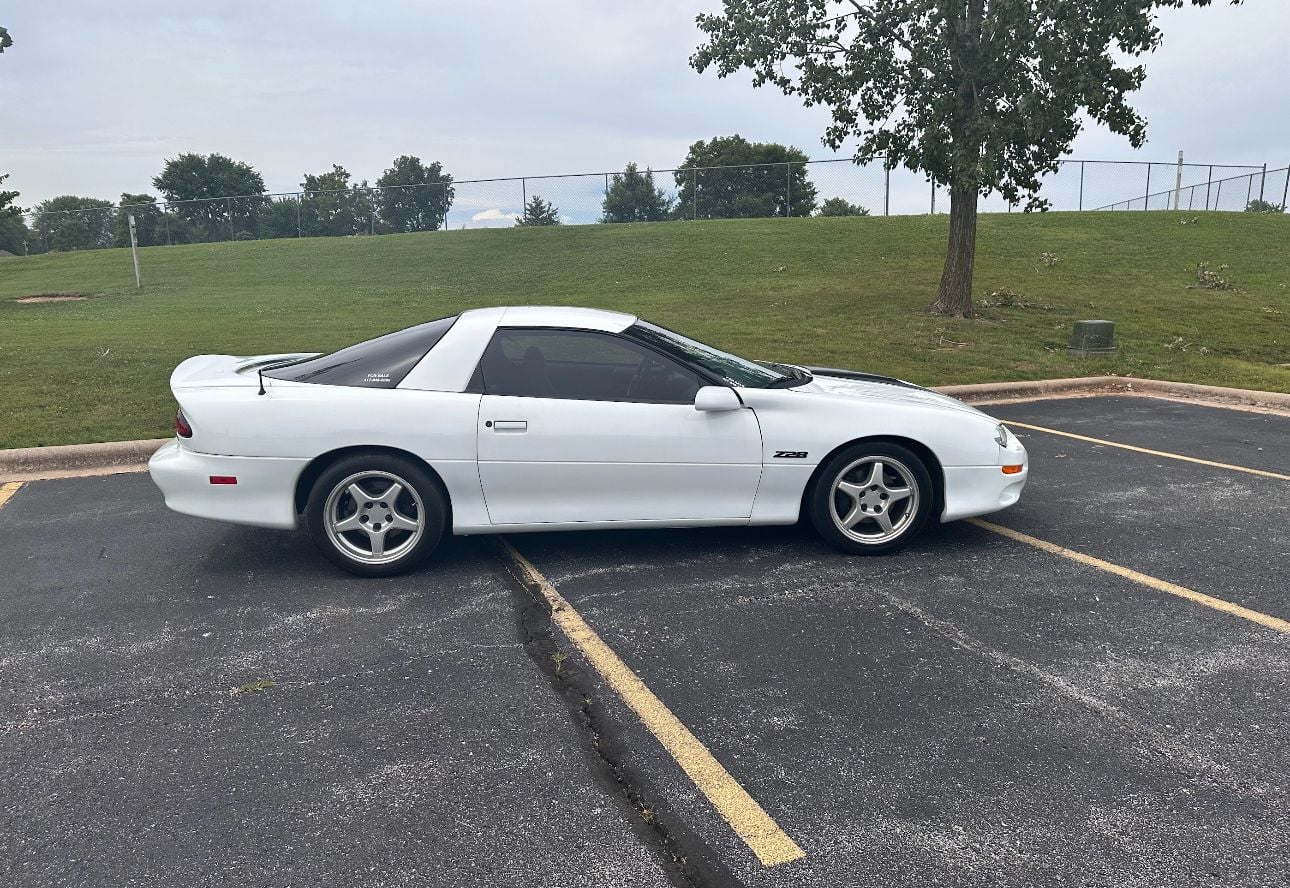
[209,476,238,485]
[1002,465,1024,475]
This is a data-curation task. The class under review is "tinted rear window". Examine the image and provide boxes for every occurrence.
[264,316,457,388]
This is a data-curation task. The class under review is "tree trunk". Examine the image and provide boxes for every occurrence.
[928,183,978,317]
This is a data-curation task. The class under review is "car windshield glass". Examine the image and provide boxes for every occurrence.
[263,316,457,388]
[624,320,789,388]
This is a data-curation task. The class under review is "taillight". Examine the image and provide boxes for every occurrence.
[175,408,193,438]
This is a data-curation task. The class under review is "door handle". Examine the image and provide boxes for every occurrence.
[492,420,528,433]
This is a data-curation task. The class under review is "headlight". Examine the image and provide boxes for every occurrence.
[994,423,1011,447]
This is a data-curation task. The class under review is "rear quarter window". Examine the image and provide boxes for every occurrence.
[264,316,457,388]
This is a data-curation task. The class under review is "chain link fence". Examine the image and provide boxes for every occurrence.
[12,157,1287,255]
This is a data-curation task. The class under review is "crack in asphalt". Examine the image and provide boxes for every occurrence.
[492,539,747,888]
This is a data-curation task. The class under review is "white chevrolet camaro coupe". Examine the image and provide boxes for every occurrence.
[149,306,1028,576]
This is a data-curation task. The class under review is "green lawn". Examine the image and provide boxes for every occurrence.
[1,212,1287,448]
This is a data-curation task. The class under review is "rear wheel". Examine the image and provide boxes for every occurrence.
[305,454,445,577]
[807,442,933,555]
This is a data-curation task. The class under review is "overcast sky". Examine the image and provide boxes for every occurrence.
[2,1,1285,213]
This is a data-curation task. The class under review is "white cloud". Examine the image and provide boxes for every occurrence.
[470,208,519,223]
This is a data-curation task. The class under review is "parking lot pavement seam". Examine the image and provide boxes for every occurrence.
[498,539,807,870]
[1006,422,1290,481]
[969,518,1290,635]
[0,481,23,509]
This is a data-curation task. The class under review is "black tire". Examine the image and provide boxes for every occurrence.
[807,441,934,556]
[305,452,447,577]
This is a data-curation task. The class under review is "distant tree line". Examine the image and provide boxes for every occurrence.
[5,134,874,254]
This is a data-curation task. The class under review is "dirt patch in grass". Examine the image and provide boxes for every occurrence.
[13,293,95,303]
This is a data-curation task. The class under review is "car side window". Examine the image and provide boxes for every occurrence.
[477,329,703,403]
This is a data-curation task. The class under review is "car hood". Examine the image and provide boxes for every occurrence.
[792,368,991,419]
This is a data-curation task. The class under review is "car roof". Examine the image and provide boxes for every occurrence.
[460,305,638,333]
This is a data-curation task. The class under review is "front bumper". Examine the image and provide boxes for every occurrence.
[940,463,1028,522]
[148,440,310,530]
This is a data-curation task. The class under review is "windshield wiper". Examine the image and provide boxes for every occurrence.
[762,363,813,388]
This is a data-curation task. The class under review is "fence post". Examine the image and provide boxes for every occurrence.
[930,179,935,215]
[691,167,698,220]
[1258,163,1267,204]
[521,177,527,209]
[1143,163,1152,210]
[1173,151,1183,211]
[1282,163,1290,210]
[1079,161,1085,211]
[1205,165,1213,211]
[226,197,234,240]
[297,194,302,237]
[164,206,172,246]
[884,165,890,216]
[1214,179,1223,209]
[785,162,791,217]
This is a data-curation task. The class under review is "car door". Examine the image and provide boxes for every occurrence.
[474,328,763,525]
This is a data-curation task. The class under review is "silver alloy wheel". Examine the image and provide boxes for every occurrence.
[828,456,920,544]
[323,470,425,566]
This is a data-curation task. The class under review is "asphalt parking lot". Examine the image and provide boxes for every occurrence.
[2,394,1287,888]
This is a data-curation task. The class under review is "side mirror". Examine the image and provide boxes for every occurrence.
[694,386,742,412]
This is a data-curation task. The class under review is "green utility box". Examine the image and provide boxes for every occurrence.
[1068,320,1117,357]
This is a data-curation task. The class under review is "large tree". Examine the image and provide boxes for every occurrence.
[675,135,817,219]
[30,196,115,252]
[0,29,21,252]
[113,194,166,247]
[0,173,26,254]
[153,152,267,241]
[300,165,366,237]
[602,163,675,223]
[692,1,1241,317]
[375,155,454,232]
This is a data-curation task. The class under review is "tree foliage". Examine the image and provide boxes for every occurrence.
[0,172,26,254]
[674,135,816,219]
[817,197,869,217]
[113,194,167,247]
[300,165,379,237]
[692,0,1241,316]
[153,153,267,241]
[375,155,454,232]
[0,25,11,54]
[1245,199,1286,214]
[601,163,674,223]
[31,196,115,252]
[516,195,561,226]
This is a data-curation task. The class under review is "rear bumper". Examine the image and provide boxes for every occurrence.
[147,440,309,530]
[940,464,1028,523]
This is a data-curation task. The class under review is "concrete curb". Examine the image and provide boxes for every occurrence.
[2,376,1287,480]
[0,439,169,482]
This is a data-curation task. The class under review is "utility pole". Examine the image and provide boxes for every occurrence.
[128,214,142,288]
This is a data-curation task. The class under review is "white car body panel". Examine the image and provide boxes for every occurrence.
[476,396,762,524]
[149,305,1027,538]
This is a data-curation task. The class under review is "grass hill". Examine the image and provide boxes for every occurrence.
[1,212,1287,448]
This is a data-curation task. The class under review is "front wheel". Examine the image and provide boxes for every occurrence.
[807,442,934,556]
[305,454,446,577]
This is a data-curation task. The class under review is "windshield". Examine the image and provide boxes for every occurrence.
[624,320,791,388]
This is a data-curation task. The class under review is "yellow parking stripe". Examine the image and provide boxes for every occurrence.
[970,519,1290,635]
[500,540,806,868]
[0,481,23,509]
[1005,421,1290,481]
